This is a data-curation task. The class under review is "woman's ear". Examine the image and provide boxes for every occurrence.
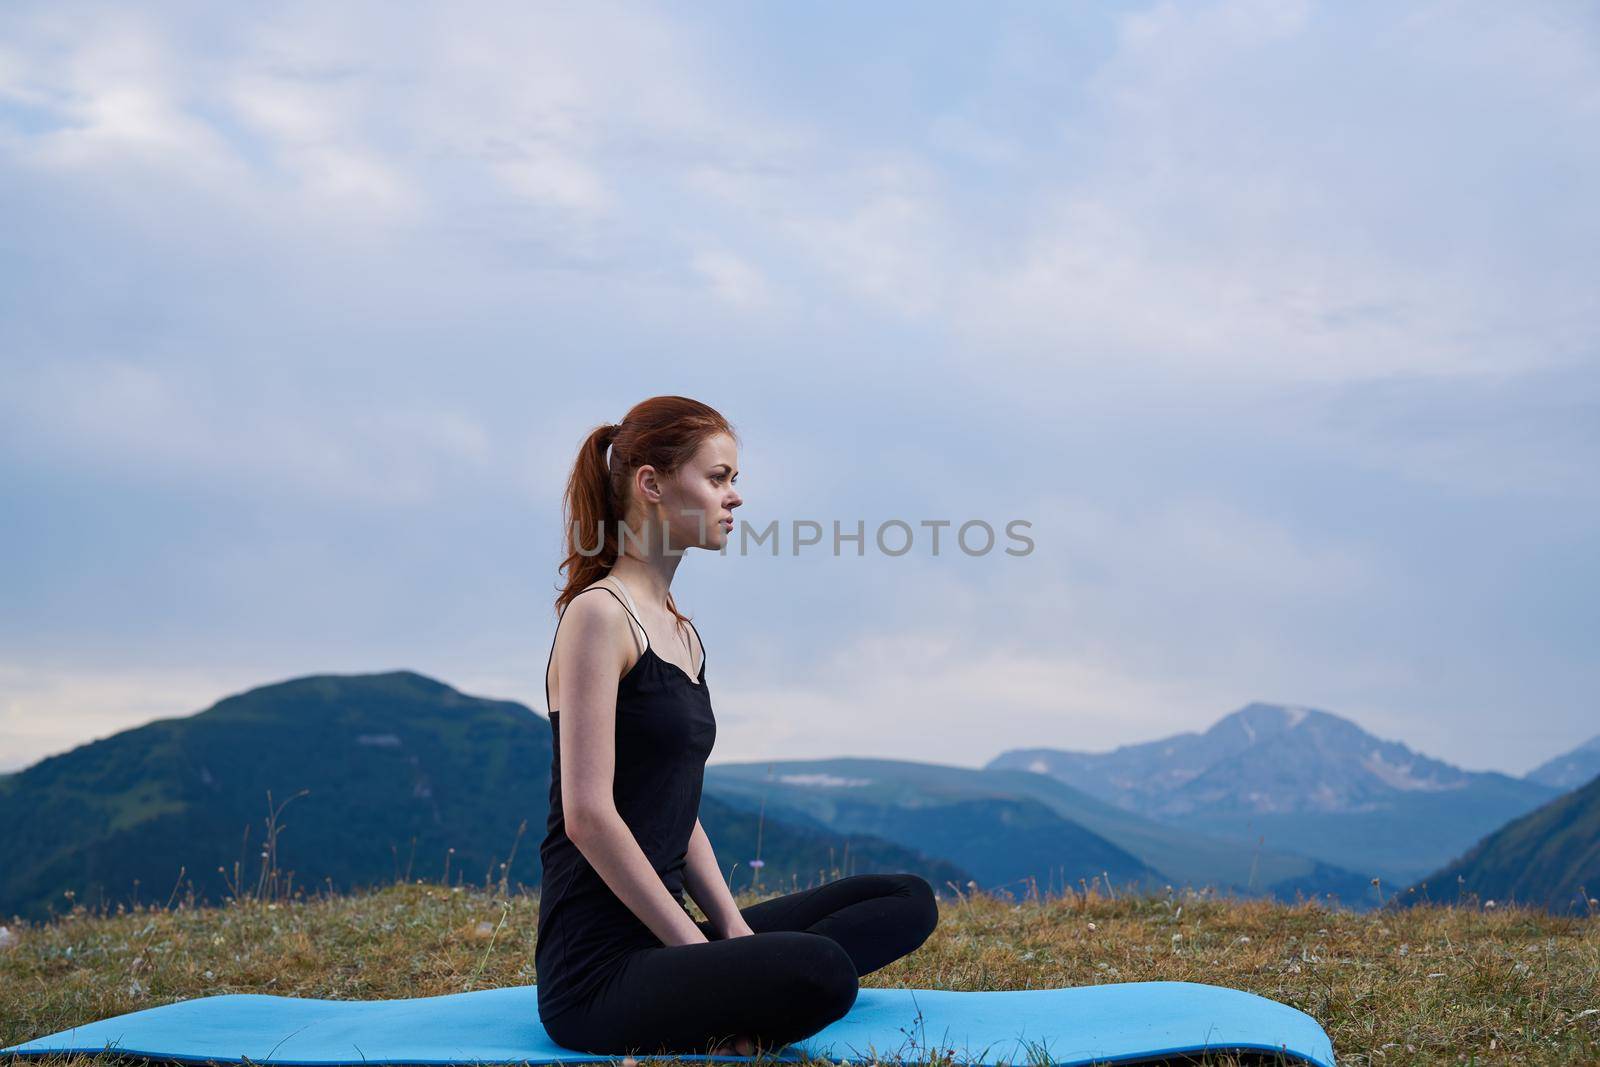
[634,464,662,504]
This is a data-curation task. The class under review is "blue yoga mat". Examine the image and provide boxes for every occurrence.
[3,981,1336,1066]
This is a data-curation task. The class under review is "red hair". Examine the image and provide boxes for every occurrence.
[555,395,738,629]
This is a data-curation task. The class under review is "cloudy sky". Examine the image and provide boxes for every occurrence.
[2,0,1596,778]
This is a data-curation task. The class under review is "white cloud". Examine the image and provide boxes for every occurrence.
[491,152,612,214]
[691,249,774,309]
[224,73,419,214]
[0,12,242,184]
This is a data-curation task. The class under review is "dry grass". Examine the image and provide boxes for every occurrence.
[2,877,1596,1066]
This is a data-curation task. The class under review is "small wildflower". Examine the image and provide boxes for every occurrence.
[0,926,18,951]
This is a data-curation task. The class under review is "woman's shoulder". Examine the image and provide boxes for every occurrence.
[561,581,634,632]
[549,584,642,697]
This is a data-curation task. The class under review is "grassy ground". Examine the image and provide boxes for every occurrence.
[2,878,1596,1066]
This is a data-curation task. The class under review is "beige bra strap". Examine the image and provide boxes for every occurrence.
[603,573,701,676]
[598,575,649,656]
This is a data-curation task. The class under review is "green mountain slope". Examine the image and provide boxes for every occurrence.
[1409,773,1600,913]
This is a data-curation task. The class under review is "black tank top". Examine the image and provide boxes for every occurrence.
[535,576,717,1022]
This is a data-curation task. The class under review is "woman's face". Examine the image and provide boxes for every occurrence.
[645,432,742,551]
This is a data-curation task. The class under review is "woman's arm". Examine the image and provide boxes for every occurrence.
[571,812,709,945]
[557,591,708,948]
[683,817,754,938]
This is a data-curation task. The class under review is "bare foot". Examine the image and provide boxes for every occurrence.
[709,1034,756,1057]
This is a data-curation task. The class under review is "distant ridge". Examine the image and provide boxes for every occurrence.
[1525,734,1600,790]
[993,702,1493,815]
[988,702,1559,884]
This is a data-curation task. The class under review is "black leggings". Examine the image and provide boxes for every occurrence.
[541,872,940,1056]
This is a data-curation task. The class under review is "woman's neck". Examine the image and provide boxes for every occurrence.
[609,551,680,612]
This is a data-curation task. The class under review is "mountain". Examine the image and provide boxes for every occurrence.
[0,671,964,922]
[705,757,1375,904]
[1410,773,1600,913]
[988,703,1301,812]
[1525,734,1600,791]
[992,702,1485,815]
[988,702,1560,884]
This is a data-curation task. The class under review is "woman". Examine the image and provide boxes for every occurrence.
[535,395,941,1057]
